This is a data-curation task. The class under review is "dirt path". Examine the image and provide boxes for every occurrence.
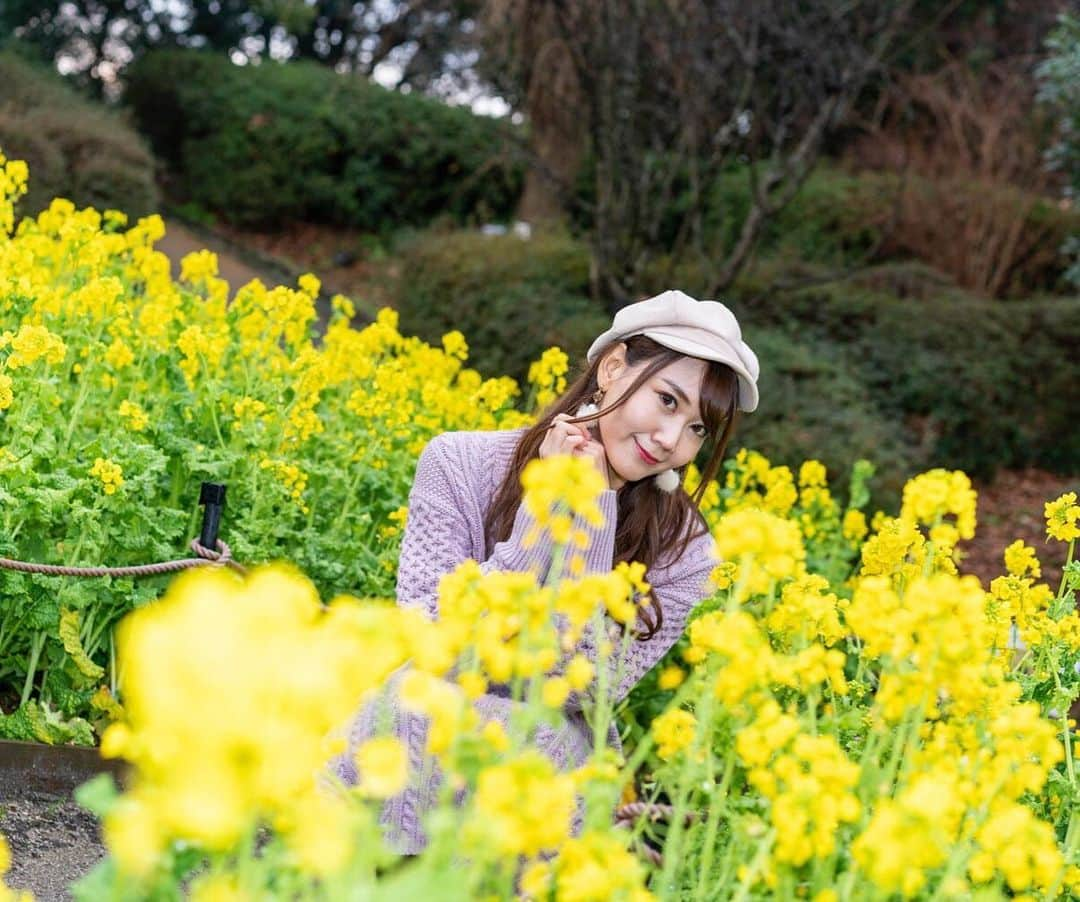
[156,218,271,290]
[155,218,373,330]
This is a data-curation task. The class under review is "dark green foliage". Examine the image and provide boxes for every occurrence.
[733,283,1080,480]
[0,50,158,218]
[123,50,522,231]
[732,326,916,506]
[1037,13,1080,287]
[393,228,608,384]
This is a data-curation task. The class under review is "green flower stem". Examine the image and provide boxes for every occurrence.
[331,467,368,532]
[1058,538,1076,602]
[62,370,94,454]
[20,630,45,707]
[207,385,227,449]
[1053,664,1077,788]
[655,773,694,898]
[693,744,735,902]
[731,828,776,902]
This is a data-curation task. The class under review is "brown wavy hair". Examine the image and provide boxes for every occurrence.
[483,336,741,640]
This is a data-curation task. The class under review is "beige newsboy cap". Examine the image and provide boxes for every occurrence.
[586,289,760,412]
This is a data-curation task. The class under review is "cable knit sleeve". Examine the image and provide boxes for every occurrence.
[395,433,620,619]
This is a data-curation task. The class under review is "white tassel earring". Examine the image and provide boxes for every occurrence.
[574,388,605,420]
[654,468,681,493]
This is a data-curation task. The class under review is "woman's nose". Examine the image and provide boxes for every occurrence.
[654,422,680,452]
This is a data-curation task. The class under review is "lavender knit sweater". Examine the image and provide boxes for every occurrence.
[334,428,716,853]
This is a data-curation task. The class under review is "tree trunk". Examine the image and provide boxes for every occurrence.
[514,4,585,224]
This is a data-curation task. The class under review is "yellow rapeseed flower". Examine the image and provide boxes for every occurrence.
[89,457,124,495]
[470,752,576,857]
[1044,492,1080,542]
[521,454,607,543]
[354,736,409,799]
[713,508,805,597]
[1004,539,1042,579]
[651,708,697,760]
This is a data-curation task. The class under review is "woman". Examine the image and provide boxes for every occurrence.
[335,289,760,853]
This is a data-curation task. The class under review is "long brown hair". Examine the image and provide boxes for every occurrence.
[483,336,741,639]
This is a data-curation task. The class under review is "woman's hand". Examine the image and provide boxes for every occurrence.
[540,413,610,488]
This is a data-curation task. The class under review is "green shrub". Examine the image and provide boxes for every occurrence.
[392,228,607,384]
[733,326,916,507]
[123,50,522,231]
[0,50,158,218]
[731,281,1080,479]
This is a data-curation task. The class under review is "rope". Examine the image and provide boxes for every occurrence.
[0,539,247,579]
[614,801,701,870]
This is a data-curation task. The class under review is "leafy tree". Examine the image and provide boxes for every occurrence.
[0,0,480,97]
[481,0,918,310]
[1037,12,1080,287]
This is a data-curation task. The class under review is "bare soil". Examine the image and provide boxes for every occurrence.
[960,468,1077,590]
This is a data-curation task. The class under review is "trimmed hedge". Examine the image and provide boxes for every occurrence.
[733,283,1080,480]
[732,327,917,505]
[123,50,522,231]
[0,50,158,218]
[393,228,608,386]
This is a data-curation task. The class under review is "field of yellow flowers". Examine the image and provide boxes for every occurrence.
[2,145,1080,900]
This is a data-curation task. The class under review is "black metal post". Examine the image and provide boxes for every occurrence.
[198,483,227,549]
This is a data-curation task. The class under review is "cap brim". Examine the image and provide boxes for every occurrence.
[643,331,759,413]
[587,328,759,412]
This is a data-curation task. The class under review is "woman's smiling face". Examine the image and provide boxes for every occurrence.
[595,343,710,490]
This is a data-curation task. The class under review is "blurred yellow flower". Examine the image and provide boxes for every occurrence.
[354,737,409,799]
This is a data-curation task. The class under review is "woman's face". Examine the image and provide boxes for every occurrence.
[595,344,710,490]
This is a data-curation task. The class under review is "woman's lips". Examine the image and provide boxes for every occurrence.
[635,439,659,465]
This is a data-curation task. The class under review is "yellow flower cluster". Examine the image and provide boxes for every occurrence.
[745,729,860,866]
[117,399,149,432]
[899,469,977,565]
[0,833,32,902]
[721,448,797,517]
[2,324,66,370]
[651,708,697,760]
[0,149,28,235]
[712,508,806,596]
[521,453,607,549]
[522,830,654,902]
[88,457,123,495]
[1045,491,1080,542]
[99,565,414,877]
[1004,538,1042,578]
[528,346,569,411]
[469,751,577,856]
[259,457,309,507]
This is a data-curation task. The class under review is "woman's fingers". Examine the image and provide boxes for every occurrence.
[540,413,598,459]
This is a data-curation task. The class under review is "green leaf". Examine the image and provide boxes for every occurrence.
[73,772,120,818]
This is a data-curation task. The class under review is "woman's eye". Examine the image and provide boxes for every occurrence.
[658,392,676,408]
[692,425,708,438]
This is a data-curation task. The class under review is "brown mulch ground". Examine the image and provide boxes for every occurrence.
[960,468,1077,590]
